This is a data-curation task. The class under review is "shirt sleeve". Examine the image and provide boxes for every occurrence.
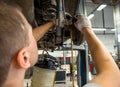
[83,83,101,87]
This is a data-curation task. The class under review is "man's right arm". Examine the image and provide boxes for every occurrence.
[82,27,120,87]
[74,15,120,87]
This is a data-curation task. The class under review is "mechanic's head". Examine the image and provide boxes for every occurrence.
[0,3,38,86]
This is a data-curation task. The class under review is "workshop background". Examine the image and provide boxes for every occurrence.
[4,0,119,87]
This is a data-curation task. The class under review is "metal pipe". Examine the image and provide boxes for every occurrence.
[56,0,64,44]
[62,0,67,24]
[58,0,64,27]
[102,9,105,28]
[114,4,120,60]
[75,0,81,15]
[88,5,101,16]
[84,44,89,82]
[74,0,86,15]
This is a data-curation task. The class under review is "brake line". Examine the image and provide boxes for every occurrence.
[70,29,75,87]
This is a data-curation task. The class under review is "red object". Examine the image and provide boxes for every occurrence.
[89,63,93,72]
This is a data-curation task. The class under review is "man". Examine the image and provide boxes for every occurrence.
[0,3,55,87]
[74,15,120,87]
[0,1,56,86]
[0,3,36,87]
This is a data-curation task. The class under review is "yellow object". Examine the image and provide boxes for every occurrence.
[70,29,75,87]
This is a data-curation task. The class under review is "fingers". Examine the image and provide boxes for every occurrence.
[73,14,92,31]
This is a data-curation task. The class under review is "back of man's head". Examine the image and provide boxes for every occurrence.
[0,2,29,86]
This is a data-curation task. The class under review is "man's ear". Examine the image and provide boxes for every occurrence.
[17,48,31,69]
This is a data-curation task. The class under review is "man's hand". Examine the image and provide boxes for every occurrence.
[51,19,57,25]
[43,8,57,25]
[74,14,92,31]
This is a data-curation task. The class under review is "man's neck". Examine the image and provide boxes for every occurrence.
[3,79,24,87]
[2,68,25,87]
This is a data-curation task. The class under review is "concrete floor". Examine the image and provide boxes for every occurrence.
[24,76,78,87]
[54,76,78,87]
[24,67,78,87]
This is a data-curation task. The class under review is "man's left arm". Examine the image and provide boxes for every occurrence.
[33,21,55,41]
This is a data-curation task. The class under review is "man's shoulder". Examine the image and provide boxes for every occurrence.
[83,83,101,87]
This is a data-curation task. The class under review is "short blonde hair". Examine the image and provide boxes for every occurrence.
[0,2,29,86]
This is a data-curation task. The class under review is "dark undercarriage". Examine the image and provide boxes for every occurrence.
[1,0,120,50]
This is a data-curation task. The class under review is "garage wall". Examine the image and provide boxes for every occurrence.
[97,34,115,53]
[86,2,114,29]
[85,2,115,53]
[103,6,114,28]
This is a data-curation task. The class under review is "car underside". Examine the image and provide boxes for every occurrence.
[1,0,120,51]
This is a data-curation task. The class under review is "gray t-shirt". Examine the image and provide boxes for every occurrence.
[83,83,101,87]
